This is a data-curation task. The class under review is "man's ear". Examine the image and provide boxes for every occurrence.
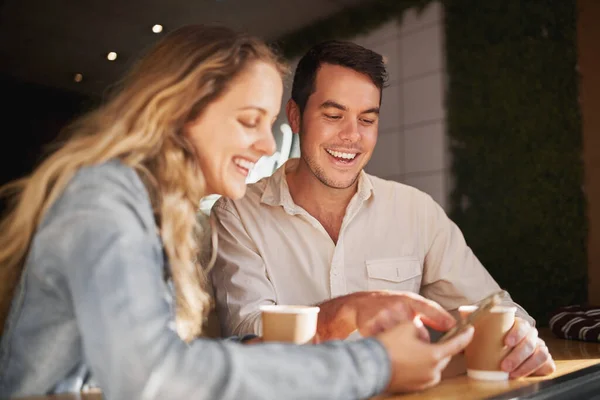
[286,99,301,134]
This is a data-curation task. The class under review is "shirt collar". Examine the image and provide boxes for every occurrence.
[260,158,374,209]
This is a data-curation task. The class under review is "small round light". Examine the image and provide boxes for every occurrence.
[107,52,117,61]
[73,73,83,83]
[152,24,163,33]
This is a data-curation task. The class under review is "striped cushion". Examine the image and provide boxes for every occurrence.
[549,305,600,342]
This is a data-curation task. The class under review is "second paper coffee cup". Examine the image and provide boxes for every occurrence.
[459,305,517,381]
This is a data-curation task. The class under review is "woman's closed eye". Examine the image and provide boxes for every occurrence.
[239,118,259,128]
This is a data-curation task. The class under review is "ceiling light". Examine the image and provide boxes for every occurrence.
[107,52,117,61]
[152,24,163,33]
[73,73,83,83]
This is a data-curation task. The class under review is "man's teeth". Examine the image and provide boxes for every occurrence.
[326,149,357,160]
[233,157,255,171]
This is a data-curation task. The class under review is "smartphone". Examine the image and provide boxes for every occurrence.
[437,312,485,343]
[437,291,502,343]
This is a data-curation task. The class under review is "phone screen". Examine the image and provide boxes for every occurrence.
[437,306,492,343]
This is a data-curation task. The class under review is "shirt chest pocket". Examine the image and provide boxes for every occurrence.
[366,257,423,293]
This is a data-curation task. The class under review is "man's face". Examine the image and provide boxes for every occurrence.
[288,63,380,189]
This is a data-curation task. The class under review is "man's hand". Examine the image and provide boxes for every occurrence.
[316,291,456,341]
[501,317,556,378]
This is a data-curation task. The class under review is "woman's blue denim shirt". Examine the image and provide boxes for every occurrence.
[0,160,390,399]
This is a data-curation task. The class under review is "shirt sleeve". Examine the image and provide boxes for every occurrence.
[418,194,535,326]
[50,182,391,400]
[210,198,277,336]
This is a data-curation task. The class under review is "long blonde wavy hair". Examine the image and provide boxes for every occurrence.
[0,25,287,342]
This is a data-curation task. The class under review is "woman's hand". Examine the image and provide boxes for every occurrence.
[378,321,474,393]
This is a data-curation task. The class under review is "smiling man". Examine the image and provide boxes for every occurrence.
[210,41,555,379]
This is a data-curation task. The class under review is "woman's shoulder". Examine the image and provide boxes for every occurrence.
[68,159,146,197]
[42,159,155,232]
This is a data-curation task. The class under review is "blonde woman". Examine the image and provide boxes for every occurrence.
[0,25,473,399]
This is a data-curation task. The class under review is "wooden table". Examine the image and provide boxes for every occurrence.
[14,329,600,400]
[380,328,600,399]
